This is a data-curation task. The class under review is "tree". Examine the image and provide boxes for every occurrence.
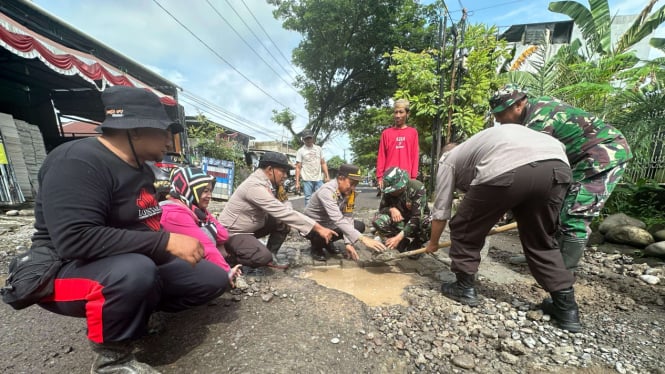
[269,0,438,143]
[348,106,391,170]
[271,108,301,149]
[606,81,665,182]
[388,23,510,146]
[188,113,222,139]
[327,155,346,171]
[548,0,665,58]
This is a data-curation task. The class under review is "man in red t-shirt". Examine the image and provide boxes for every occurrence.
[376,99,419,194]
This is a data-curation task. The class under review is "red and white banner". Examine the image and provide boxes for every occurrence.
[0,12,176,106]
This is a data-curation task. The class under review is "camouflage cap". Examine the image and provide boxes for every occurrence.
[489,84,527,114]
[382,167,409,193]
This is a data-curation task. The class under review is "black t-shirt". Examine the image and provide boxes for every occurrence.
[32,137,171,264]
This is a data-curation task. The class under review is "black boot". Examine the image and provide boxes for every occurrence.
[541,287,582,333]
[440,273,479,307]
[560,240,586,272]
[406,238,424,260]
[90,341,161,373]
[396,237,410,253]
[325,242,342,255]
[310,246,326,261]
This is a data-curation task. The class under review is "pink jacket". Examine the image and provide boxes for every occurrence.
[160,202,230,271]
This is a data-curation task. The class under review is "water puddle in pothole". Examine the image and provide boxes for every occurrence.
[302,266,418,306]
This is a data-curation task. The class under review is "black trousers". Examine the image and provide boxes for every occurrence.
[224,215,289,267]
[307,220,365,251]
[39,254,229,343]
[449,160,575,292]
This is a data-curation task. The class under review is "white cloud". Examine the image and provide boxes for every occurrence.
[31,0,309,145]
[27,0,661,162]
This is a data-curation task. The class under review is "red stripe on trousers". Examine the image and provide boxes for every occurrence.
[43,278,106,343]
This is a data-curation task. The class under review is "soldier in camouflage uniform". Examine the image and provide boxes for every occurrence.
[372,167,432,255]
[490,85,632,271]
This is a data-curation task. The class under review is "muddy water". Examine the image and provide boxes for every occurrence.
[303,267,418,306]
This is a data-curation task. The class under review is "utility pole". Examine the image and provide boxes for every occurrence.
[445,8,467,145]
[430,10,448,194]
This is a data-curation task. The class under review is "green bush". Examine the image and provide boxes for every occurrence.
[601,179,665,227]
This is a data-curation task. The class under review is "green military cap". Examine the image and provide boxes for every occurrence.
[489,84,527,114]
[382,167,409,193]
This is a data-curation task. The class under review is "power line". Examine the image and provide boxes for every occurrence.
[221,0,299,81]
[449,0,526,16]
[151,0,305,119]
[179,91,284,139]
[205,0,300,94]
[239,0,300,78]
[180,93,279,139]
[180,97,281,141]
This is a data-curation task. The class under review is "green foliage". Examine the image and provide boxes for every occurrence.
[188,114,248,189]
[348,106,390,170]
[544,0,665,114]
[268,0,438,143]
[602,180,665,227]
[605,82,665,183]
[548,0,665,58]
[196,139,247,189]
[327,155,346,170]
[271,108,296,135]
[188,113,221,139]
[387,23,509,148]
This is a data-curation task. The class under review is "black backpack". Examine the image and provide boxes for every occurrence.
[1,246,62,310]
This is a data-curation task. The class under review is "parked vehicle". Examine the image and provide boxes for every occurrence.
[283,176,298,195]
[147,152,192,200]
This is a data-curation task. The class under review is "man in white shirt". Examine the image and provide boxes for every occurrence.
[295,129,330,207]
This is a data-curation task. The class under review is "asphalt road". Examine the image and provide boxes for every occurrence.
[289,184,382,212]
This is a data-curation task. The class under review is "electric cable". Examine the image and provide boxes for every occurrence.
[152,0,306,119]
[239,0,300,78]
[205,0,300,94]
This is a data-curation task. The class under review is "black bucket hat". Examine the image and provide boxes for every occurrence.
[258,152,293,170]
[100,85,184,133]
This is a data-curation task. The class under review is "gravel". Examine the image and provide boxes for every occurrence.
[1,198,664,373]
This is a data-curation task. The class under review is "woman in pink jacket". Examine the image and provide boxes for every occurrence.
[160,167,241,284]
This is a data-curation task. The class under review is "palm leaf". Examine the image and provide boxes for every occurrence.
[548,1,605,55]
[588,0,612,54]
[615,0,664,54]
[650,37,665,53]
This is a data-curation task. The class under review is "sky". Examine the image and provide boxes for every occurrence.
[29,0,658,160]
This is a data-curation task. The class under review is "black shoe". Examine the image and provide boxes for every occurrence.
[241,266,266,276]
[396,238,410,253]
[541,288,582,333]
[406,239,424,260]
[147,312,167,335]
[311,247,326,261]
[90,341,160,373]
[325,243,342,255]
[440,273,479,307]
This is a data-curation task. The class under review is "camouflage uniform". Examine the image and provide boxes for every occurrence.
[522,97,632,242]
[490,86,632,271]
[372,172,431,247]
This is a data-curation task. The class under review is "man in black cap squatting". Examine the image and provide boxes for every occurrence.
[24,85,230,373]
[304,164,386,261]
[219,151,337,268]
